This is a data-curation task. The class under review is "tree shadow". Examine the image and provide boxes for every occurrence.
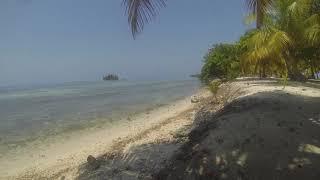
[241,79,320,89]
[154,91,320,180]
[75,140,183,180]
[75,90,320,180]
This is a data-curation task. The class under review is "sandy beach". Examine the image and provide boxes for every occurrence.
[2,0,320,179]
[3,79,320,180]
[156,79,320,180]
[1,88,207,180]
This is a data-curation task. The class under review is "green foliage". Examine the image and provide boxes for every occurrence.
[241,0,320,80]
[208,79,222,97]
[200,43,241,83]
[200,0,320,82]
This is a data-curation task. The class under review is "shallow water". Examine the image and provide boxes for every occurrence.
[0,80,199,155]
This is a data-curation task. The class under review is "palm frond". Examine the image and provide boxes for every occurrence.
[246,0,274,13]
[304,13,320,26]
[288,0,313,18]
[267,28,292,54]
[242,27,291,74]
[246,0,274,28]
[123,0,166,38]
[244,13,257,25]
[305,23,320,44]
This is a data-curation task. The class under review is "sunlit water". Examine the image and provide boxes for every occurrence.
[0,80,199,156]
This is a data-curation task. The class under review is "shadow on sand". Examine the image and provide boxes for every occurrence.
[75,90,320,180]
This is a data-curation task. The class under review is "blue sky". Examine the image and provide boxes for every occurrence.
[0,0,250,86]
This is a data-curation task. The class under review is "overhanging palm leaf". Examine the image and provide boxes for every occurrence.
[123,0,166,38]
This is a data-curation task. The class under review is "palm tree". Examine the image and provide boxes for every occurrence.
[122,0,273,38]
[242,0,320,80]
[247,0,274,28]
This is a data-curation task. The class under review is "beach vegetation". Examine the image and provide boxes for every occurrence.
[200,43,241,83]
[208,79,222,98]
[122,0,320,81]
[242,0,320,81]
[201,0,320,82]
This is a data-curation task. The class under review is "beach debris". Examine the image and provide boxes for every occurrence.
[289,127,296,133]
[277,122,282,127]
[215,136,224,144]
[299,122,303,126]
[111,168,121,175]
[244,137,251,144]
[191,96,200,103]
[87,155,100,170]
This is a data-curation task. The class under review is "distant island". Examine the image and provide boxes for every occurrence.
[190,74,200,78]
[103,74,119,81]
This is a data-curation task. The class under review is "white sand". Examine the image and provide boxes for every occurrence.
[154,80,320,180]
[4,80,319,180]
[1,89,207,180]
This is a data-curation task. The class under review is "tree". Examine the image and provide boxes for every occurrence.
[242,0,320,80]
[246,0,274,28]
[200,43,241,82]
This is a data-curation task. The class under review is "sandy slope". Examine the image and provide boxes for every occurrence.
[155,80,320,180]
[5,89,208,180]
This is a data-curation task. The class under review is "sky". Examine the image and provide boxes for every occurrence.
[0,0,251,86]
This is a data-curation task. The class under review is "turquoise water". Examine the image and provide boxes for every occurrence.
[0,80,199,154]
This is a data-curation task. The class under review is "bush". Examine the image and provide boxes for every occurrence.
[200,43,240,83]
[208,79,222,97]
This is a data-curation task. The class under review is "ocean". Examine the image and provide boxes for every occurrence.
[0,80,199,156]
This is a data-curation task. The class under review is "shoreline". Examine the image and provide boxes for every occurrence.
[2,88,207,179]
[4,79,320,179]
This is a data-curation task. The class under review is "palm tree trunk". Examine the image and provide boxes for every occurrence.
[285,56,306,82]
[259,67,262,78]
[256,0,263,29]
[254,63,261,78]
[262,62,267,78]
[311,60,316,79]
[256,0,265,76]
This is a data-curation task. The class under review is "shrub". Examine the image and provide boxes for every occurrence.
[200,43,241,83]
[208,79,222,98]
